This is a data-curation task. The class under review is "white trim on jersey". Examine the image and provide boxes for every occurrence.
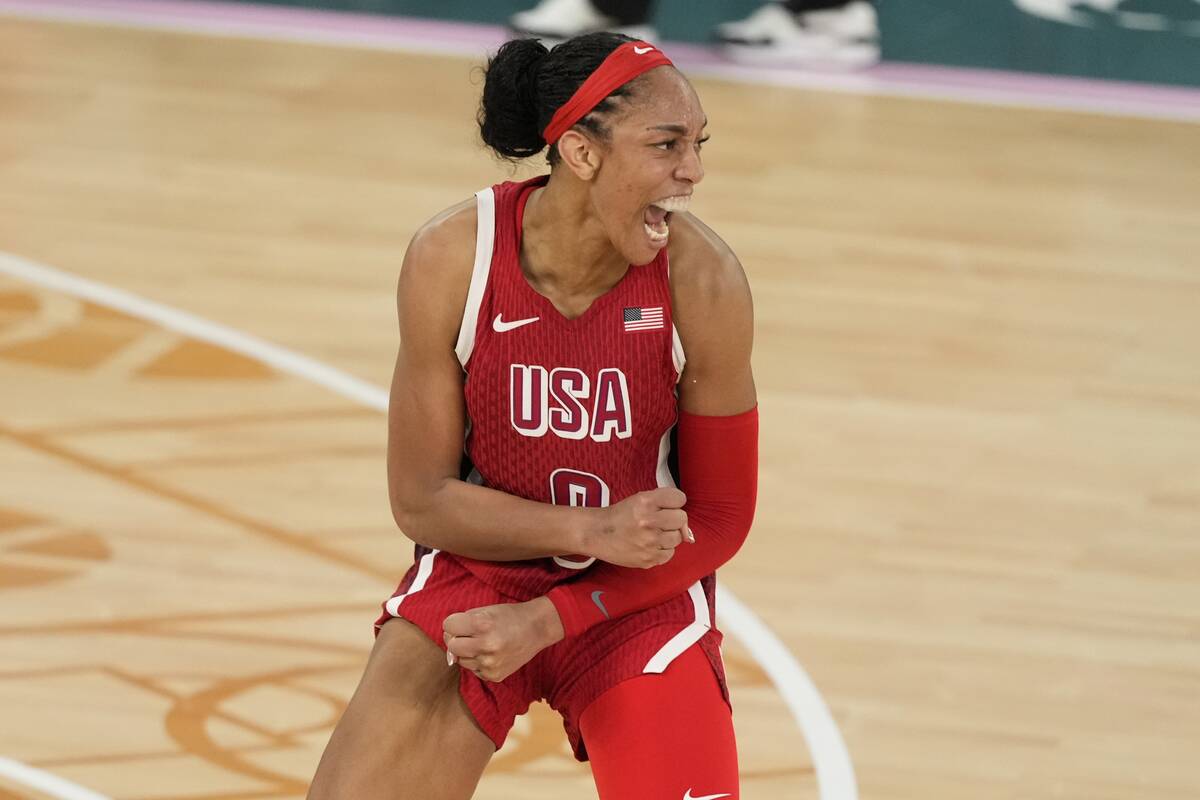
[671,324,686,380]
[666,255,686,381]
[454,188,496,368]
[642,419,713,674]
[655,421,677,491]
[643,582,711,674]
[384,549,440,617]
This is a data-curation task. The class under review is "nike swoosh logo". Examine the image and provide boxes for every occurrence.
[633,45,654,54]
[683,792,731,800]
[591,590,610,619]
[492,314,539,333]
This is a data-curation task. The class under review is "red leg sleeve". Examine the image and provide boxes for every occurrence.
[581,645,740,799]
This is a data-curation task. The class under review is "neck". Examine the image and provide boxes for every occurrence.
[521,173,628,297]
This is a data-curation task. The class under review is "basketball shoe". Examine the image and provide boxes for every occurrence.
[509,0,658,43]
[715,1,880,69]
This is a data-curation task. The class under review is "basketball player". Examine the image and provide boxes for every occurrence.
[307,32,757,800]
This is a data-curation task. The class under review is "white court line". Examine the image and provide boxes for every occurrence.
[0,757,111,800]
[0,251,858,800]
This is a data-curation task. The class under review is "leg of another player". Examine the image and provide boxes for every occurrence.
[580,645,740,800]
[307,618,495,800]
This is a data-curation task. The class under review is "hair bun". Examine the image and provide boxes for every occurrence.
[478,38,551,160]
[477,33,635,164]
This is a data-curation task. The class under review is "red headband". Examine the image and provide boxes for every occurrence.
[541,41,674,145]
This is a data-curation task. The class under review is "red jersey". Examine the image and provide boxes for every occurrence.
[433,174,687,600]
[386,175,727,706]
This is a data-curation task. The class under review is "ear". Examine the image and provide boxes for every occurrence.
[556,129,603,181]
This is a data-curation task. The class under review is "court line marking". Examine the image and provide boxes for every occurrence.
[0,0,1196,122]
[0,250,858,800]
[0,757,111,800]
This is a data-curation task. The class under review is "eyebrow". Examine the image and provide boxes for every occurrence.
[646,118,709,134]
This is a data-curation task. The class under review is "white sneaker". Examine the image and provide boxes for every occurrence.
[715,1,880,69]
[509,0,657,43]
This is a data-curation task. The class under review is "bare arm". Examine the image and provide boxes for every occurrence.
[673,216,756,416]
[386,203,599,561]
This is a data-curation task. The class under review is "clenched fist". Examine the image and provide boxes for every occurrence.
[585,487,694,569]
[443,596,565,683]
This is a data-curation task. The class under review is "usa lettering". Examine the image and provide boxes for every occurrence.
[510,365,632,441]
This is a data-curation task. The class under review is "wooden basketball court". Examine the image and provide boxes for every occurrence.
[0,13,1197,800]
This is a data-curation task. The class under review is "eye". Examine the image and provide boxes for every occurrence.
[696,135,710,150]
[653,140,677,151]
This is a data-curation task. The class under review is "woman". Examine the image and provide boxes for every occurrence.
[308,32,758,800]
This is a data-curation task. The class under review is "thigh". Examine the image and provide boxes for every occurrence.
[307,618,495,800]
[579,644,740,800]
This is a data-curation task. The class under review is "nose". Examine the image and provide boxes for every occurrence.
[676,142,704,185]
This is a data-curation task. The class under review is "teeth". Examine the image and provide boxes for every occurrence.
[645,222,669,243]
[650,195,690,213]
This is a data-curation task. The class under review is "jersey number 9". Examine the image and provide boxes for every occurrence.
[549,468,610,570]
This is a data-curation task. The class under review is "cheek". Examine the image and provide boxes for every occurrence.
[594,154,662,229]
[594,176,641,222]
[608,149,663,189]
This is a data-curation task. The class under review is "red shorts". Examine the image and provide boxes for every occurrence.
[375,550,729,761]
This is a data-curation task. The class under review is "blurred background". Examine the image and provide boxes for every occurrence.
[0,1,1197,799]
[199,0,1200,84]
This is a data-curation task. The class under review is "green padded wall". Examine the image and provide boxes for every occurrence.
[236,0,1200,87]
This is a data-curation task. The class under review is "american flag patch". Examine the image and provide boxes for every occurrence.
[623,306,664,332]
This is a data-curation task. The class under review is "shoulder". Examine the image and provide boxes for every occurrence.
[665,213,756,412]
[396,196,481,348]
[666,212,752,332]
[400,197,477,295]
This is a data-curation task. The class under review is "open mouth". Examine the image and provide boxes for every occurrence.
[643,195,690,245]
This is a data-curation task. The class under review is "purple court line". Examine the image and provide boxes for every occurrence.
[1,0,1198,122]
[0,0,509,47]
[876,60,1200,107]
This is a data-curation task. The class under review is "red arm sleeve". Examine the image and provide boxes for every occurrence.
[546,406,758,638]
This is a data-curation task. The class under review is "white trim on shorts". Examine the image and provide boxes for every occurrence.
[643,581,711,674]
[454,188,496,368]
[384,548,440,617]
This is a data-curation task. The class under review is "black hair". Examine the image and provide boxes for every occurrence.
[477,32,643,165]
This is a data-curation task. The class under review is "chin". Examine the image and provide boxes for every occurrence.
[622,233,669,266]
[625,246,660,266]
